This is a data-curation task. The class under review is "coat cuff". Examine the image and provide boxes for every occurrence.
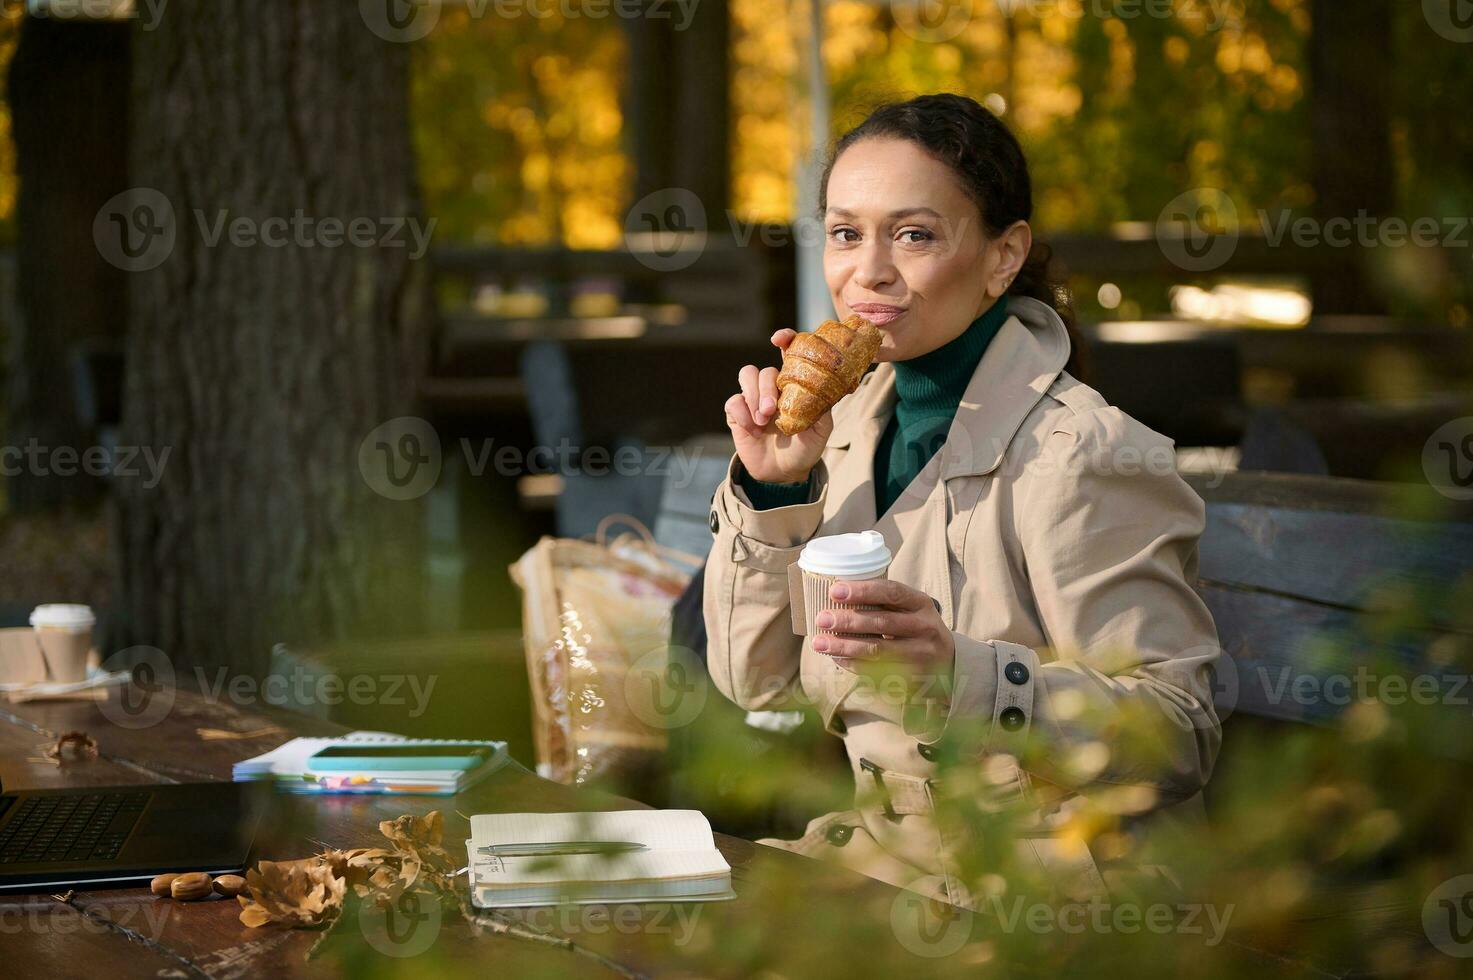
[739,470,815,510]
[909,635,1038,761]
[717,453,828,551]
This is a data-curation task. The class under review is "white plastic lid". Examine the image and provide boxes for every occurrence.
[798,530,892,578]
[30,604,96,630]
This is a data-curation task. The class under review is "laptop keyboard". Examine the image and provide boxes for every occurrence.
[0,791,151,865]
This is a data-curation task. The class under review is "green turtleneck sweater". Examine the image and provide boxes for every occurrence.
[740,298,1010,515]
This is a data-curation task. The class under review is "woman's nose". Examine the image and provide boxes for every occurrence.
[851,242,897,291]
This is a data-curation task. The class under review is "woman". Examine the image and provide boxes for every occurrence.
[703,93,1222,908]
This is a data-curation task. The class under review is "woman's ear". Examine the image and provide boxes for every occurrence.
[987,220,1032,299]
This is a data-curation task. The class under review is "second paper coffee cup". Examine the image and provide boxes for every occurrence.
[30,603,96,684]
[798,530,892,638]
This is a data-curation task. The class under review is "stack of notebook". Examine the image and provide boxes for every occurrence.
[467,809,735,907]
[233,731,509,795]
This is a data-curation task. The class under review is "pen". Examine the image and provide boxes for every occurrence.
[477,840,649,857]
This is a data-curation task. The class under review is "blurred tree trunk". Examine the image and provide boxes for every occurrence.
[5,18,129,511]
[120,1,429,675]
[624,9,674,204]
[1309,0,1392,315]
[625,0,728,212]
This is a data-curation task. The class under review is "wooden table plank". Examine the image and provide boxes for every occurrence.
[53,884,592,980]
[0,703,163,791]
[1,691,341,783]
[2,892,199,980]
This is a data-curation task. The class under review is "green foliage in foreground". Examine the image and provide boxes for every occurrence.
[303,493,1473,977]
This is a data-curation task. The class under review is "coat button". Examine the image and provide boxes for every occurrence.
[708,509,719,533]
[999,706,1026,731]
[825,824,853,846]
[1004,661,1030,685]
[918,742,938,762]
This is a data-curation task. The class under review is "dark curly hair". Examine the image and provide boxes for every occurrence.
[818,93,1086,381]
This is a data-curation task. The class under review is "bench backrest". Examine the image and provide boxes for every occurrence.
[652,434,735,559]
[1185,472,1473,728]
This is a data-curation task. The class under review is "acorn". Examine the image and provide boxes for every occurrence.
[170,871,213,901]
[212,874,246,898]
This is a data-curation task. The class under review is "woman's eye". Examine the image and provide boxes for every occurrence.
[898,228,934,244]
[828,227,859,243]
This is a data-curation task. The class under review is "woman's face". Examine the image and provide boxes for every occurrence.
[823,137,1025,361]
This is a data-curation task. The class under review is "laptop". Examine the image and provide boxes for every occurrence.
[0,777,269,892]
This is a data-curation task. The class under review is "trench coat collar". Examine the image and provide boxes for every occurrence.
[827,295,1073,480]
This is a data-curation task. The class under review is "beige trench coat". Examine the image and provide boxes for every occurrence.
[702,296,1222,908]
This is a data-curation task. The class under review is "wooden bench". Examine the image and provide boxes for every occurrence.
[1185,470,1473,731]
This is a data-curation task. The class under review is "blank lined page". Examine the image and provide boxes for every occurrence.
[470,809,719,851]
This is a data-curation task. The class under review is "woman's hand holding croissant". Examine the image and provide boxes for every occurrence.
[725,329,833,484]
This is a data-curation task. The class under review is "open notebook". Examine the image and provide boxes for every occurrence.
[467,810,735,908]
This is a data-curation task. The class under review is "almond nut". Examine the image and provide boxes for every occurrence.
[150,873,179,896]
[170,871,213,901]
[212,874,246,898]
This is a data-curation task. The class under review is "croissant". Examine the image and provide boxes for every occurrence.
[775,314,883,435]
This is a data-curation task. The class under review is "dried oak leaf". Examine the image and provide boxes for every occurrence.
[237,857,346,929]
[379,810,454,874]
[323,847,424,903]
[379,810,443,848]
[239,811,457,931]
[47,731,98,762]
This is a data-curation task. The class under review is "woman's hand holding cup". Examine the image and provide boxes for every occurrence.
[811,579,956,677]
[725,329,833,484]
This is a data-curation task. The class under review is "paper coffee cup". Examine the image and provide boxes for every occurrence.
[30,604,96,684]
[797,531,892,639]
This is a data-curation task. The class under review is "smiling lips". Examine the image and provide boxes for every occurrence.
[848,304,907,326]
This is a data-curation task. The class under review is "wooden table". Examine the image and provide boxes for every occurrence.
[0,685,1367,978]
[0,686,929,979]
